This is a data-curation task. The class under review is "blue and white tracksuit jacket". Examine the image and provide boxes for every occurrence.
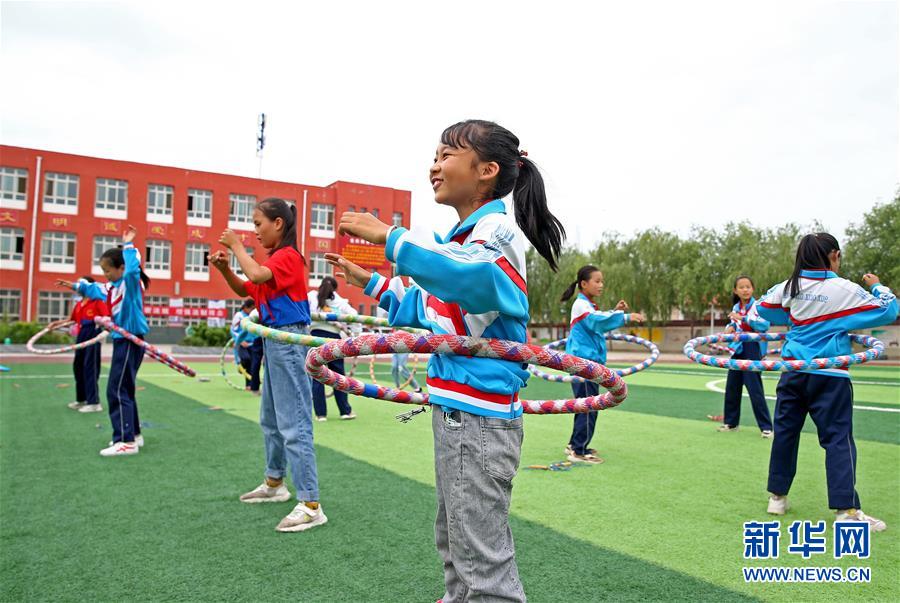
[230,310,259,361]
[72,242,149,339]
[565,293,628,365]
[728,297,769,356]
[751,270,898,378]
[363,199,529,419]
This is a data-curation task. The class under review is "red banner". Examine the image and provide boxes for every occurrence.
[144,305,226,319]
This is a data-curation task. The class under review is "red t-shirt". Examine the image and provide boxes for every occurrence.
[243,247,311,327]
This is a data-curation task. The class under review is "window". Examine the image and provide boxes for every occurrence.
[229,247,254,277]
[92,235,119,275]
[145,295,170,327]
[43,172,79,213]
[370,304,378,316]
[308,252,330,285]
[40,231,76,272]
[371,208,380,219]
[0,167,28,209]
[95,178,128,216]
[0,289,21,320]
[37,291,71,323]
[182,296,207,326]
[147,184,173,222]
[144,239,171,277]
[187,188,212,224]
[347,205,356,213]
[225,298,247,321]
[392,212,403,227]
[310,203,335,236]
[185,242,209,280]
[229,193,256,229]
[0,228,25,269]
[357,304,364,314]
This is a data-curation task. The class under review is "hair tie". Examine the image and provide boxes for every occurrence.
[518,150,528,157]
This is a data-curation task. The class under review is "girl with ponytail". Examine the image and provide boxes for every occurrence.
[560,265,644,464]
[210,197,326,533]
[325,119,564,601]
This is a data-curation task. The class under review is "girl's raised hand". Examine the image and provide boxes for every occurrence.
[728,311,742,323]
[208,250,229,270]
[218,229,241,249]
[122,225,137,243]
[55,279,75,289]
[862,273,880,288]
[337,212,391,244]
[324,253,372,289]
[629,312,645,324]
[615,299,629,311]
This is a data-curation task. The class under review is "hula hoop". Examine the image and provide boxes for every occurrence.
[219,338,252,391]
[306,331,627,414]
[527,334,659,383]
[683,332,884,372]
[26,319,108,355]
[309,312,427,334]
[94,317,196,377]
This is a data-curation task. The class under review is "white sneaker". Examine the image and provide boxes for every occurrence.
[761,430,774,439]
[108,435,144,448]
[78,404,103,413]
[767,495,790,515]
[717,424,739,432]
[340,413,357,420]
[315,416,327,422]
[99,442,139,457]
[835,509,887,532]
[275,502,328,532]
[67,401,85,410]
[239,482,292,503]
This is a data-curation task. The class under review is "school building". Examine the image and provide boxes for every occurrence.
[0,145,411,330]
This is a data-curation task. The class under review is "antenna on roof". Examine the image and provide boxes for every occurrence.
[256,113,266,178]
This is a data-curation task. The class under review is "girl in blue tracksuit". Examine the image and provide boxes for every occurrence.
[57,226,150,457]
[559,265,644,463]
[752,233,897,531]
[231,298,262,393]
[718,275,773,436]
[326,120,565,603]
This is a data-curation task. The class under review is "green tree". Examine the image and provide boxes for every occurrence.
[842,194,900,286]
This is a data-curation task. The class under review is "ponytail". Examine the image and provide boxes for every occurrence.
[317,276,338,310]
[440,120,566,271]
[256,197,299,255]
[784,233,840,298]
[560,265,600,302]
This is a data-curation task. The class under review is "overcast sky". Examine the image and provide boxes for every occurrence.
[1,0,896,248]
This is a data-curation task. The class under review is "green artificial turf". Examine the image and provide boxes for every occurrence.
[1,361,897,602]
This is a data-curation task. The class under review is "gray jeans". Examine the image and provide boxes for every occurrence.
[433,408,526,603]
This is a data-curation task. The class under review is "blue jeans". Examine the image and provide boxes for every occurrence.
[392,352,421,390]
[260,324,319,502]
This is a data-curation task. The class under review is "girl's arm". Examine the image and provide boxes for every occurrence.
[209,251,251,297]
[219,230,272,284]
[58,278,107,301]
[839,275,899,330]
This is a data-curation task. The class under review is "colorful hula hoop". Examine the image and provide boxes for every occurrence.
[219,338,252,391]
[527,334,660,383]
[683,332,884,372]
[94,317,196,377]
[309,312,428,334]
[26,319,108,355]
[306,331,628,414]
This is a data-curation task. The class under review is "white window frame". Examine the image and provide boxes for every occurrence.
[308,252,331,285]
[182,296,207,326]
[228,193,256,231]
[145,294,170,327]
[184,242,210,281]
[37,291,71,323]
[91,235,120,276]
[144,239,172,279]
[229,247,254,277]
[0,288,21,320]
[94,178,128,218]
[0,227,25,270]
[147,184,174,224]
[43,172,79,215]
[0,167,28,210]
[310,203,335,238]
[392,212,403,227]
[187,188,212,226]
[39,231,76,274]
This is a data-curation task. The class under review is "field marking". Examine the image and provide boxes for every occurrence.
[640,368,898,387]
[704,379,900,413]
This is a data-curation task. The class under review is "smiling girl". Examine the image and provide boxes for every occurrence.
[559,265,644,463]
[326,119,565,602]
[209,197,325,533]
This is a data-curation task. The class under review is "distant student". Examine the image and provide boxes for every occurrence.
[754,233,897,531]
[717,275,773,437]
[231,298,262,394]
[560,265,644,463]
[308,276,357,421]
[66,276,109,413]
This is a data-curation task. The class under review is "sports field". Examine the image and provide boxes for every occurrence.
[1,360,897,602]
